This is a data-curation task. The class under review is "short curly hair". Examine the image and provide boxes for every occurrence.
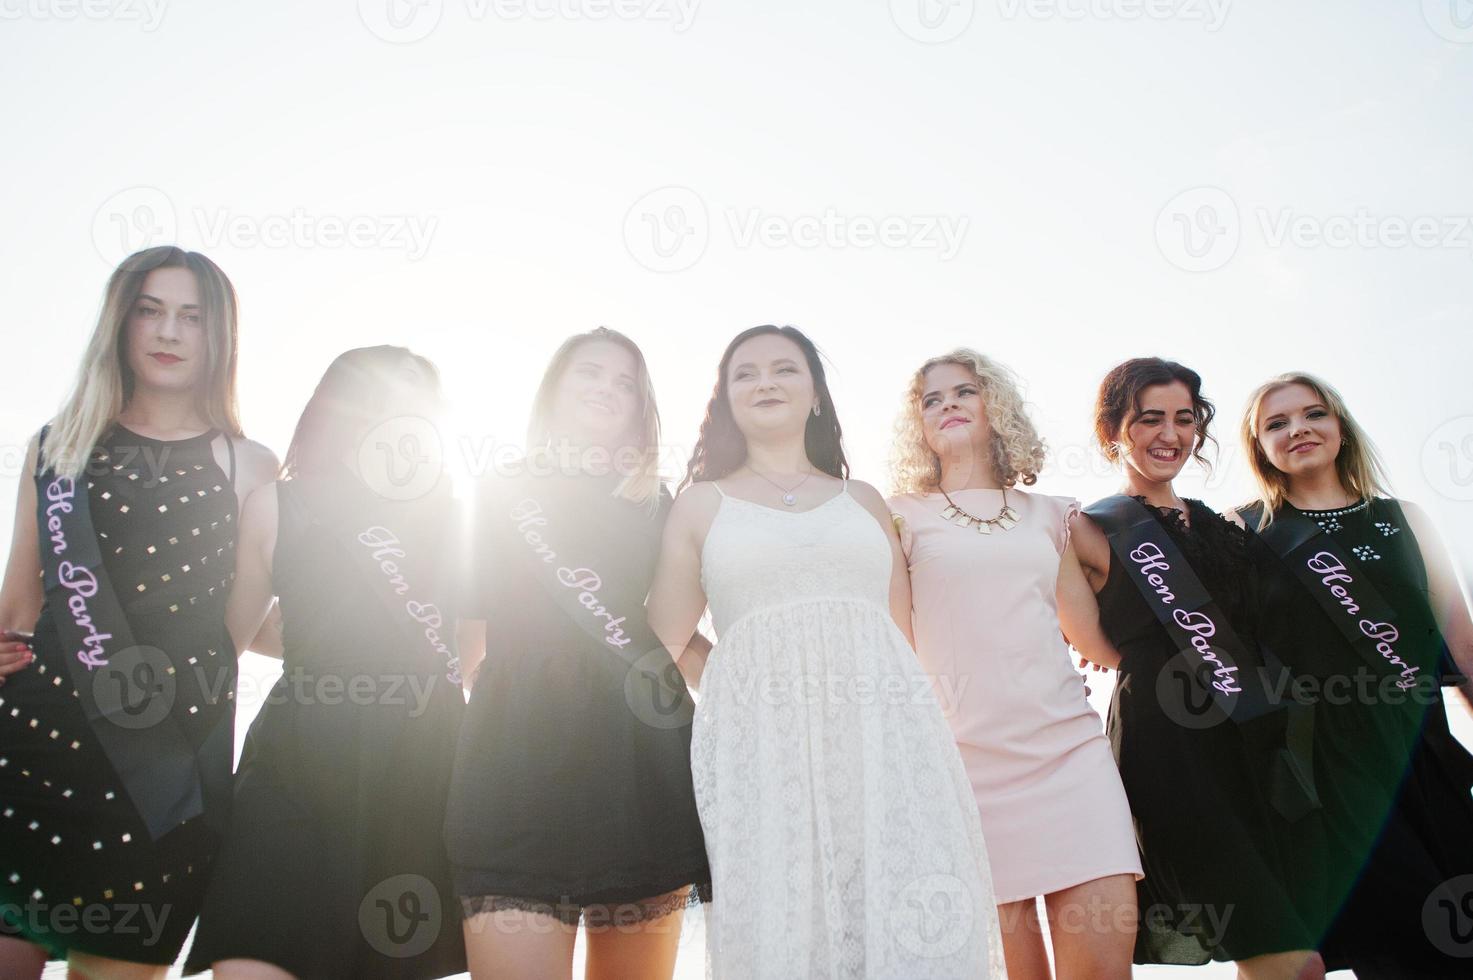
[890,349,1046,494]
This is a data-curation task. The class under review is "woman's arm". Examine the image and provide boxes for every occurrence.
[647,484,719,691]
[224,482,280,658]
[1402,501,1473,710]
[1058,540,1123,670]
[0,434,43,683]
[849,481,916,649]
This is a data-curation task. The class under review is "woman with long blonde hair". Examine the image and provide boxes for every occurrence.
[1238,372,1473,978]
[887,349,1140,980]
[446,327,710,980]
[0,246,276,979]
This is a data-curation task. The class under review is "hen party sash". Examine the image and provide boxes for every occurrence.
[502,481,693,724]
[1086,495,1319,821]
[1240,500,1461,691]
[34,429,205,840]
[287,479,463,688]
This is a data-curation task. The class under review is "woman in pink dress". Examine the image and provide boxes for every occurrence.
[888,349,1141,980]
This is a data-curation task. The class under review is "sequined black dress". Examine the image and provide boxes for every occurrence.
[0,425,238,963]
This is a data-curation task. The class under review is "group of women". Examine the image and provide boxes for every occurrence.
[0,245,1469,980]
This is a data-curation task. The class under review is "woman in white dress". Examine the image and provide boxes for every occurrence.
[648,325,1006,980]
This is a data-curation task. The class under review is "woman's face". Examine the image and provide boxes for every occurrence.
[1121,380,1198,485]
[725,332,818,441]
[123,267,208,394]
[919,361,993,471]
[549,339,640,447]
[1255,382,1343,481]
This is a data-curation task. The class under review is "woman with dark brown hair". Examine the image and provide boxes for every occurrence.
[183,346,467,980]
[1065,357,1328,980]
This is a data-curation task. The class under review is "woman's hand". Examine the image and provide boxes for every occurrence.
[0,629,34,685]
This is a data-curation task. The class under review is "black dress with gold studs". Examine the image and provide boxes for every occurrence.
[0,424,238,963]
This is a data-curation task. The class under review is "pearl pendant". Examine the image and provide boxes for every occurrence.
[783,493,796,506]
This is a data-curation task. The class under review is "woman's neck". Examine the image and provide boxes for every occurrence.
[1123,471,1185,513]
[1284,465,1357,511]
[116,387,208,438]
[937,445,1001,492]
[742,438,813,477]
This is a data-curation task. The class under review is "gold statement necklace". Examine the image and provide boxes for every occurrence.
[938,485,1020,534]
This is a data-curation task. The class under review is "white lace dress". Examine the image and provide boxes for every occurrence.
[693,483,1006,980]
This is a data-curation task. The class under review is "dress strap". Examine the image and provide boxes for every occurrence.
[710,480,727,498]
[212,432,237,488]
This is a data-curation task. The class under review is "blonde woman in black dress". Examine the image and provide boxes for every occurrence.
[0,246,276,979]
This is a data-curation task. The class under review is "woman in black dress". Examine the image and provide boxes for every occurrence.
[1063,358,1328,980]
[446,327,710,980]
[0,246,277,978]
[184,346,468,979]
[1238,372,1473,979]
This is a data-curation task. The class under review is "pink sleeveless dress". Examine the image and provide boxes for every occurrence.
[888,489,1141,902]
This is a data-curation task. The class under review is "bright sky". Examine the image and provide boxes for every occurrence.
[6,2,1472,976]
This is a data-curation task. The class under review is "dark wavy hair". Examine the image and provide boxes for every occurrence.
[680,325,849,490]
[1093,357,1217,473]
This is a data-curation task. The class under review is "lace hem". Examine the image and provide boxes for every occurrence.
[460,883,709,927]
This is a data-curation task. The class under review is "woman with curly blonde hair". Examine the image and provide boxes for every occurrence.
[887,349,1141,980]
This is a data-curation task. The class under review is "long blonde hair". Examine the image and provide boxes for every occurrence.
[41,246,242,478]
[1240,372,1391,529]
[526,327,664,510]
[890,349,1046,494]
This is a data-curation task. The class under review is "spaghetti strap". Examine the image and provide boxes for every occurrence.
[711,481,727,498]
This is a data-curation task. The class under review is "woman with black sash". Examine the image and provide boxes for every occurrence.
[446,327,710,980]
[184,347,468,979]
[0,246,277,978]
[1065,358,1328,980]
[1237,371,1473,979]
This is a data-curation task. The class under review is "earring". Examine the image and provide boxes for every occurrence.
[813,404,821,417]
